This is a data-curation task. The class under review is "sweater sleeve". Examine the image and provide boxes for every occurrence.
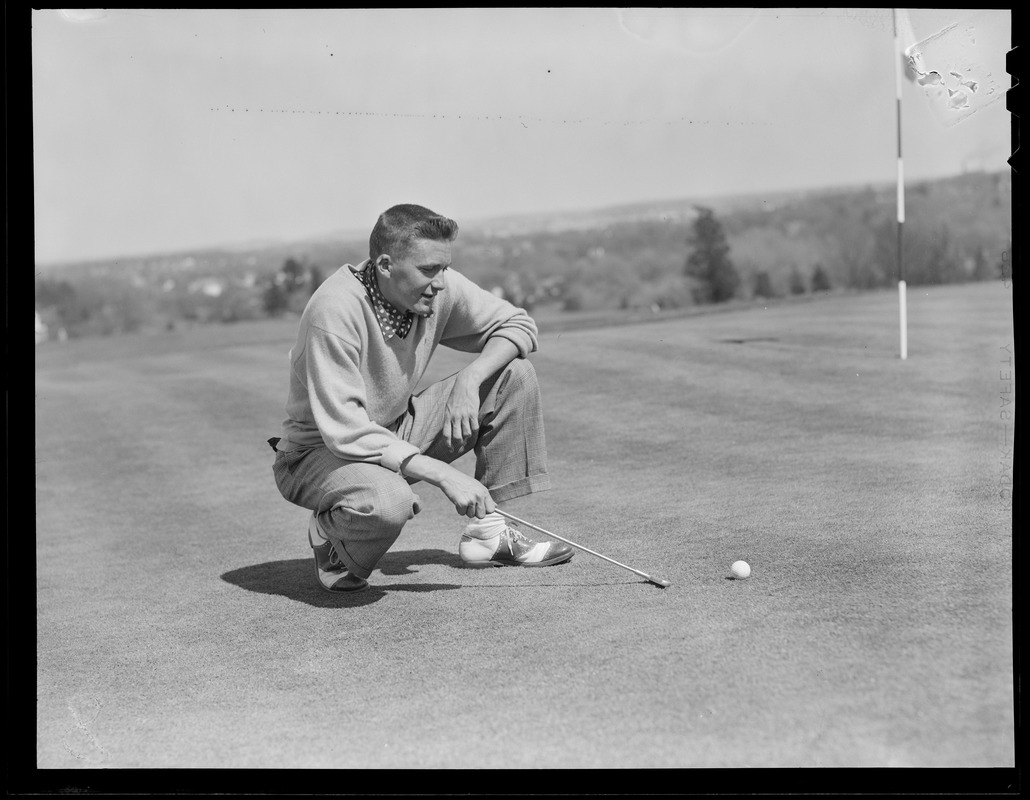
[303,323,421,471]
[438,269,539,357]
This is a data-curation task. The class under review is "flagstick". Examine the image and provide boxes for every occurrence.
[894,9,908,360]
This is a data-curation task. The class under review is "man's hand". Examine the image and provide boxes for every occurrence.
[442,338,520,451]
[400,454,495,519]
[443,373,482,451]
[439,469,496,519]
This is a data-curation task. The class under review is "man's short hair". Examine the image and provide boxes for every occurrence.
[369,204,459,262]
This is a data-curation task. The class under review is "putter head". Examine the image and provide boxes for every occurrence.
[650,578,671,589]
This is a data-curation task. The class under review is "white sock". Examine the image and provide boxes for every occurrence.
[465,511,508,540]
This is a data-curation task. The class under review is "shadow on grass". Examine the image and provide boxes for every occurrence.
[377,547,465,575]
[221,548,463,608]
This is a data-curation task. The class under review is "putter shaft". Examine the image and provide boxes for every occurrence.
[495,509,671,588]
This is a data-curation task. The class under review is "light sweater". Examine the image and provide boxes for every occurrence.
[277,260,538,471]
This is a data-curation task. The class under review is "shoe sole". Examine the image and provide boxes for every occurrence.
[463,552,575,568]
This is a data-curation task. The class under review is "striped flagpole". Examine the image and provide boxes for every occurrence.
[893,9,908,360]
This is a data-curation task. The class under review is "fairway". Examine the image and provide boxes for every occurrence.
[34,282,1014,771]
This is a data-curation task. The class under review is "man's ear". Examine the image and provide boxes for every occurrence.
[375,254,392,277]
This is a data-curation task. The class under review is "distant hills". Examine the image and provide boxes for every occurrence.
[35,170,1011,341]
[27,178,940,272]
[460,184,854,238]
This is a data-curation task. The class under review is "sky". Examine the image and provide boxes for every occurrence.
[31,8,1013,265]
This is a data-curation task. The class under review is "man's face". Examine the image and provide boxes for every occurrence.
[377,238,452,318]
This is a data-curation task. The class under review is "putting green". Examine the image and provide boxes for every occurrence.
[33,282,1014,773]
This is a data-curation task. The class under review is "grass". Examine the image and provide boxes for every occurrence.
[32,281,1015,777]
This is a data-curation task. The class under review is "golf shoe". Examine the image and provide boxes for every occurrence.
[459,522,574,567]
[308,513,369,593]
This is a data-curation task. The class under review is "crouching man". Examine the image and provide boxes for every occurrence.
[269,204,572,592]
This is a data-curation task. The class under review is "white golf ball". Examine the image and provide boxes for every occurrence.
[731,560,751,580]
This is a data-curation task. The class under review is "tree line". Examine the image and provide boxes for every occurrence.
[35,171,1011,340]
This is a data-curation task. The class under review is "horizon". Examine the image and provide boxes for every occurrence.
[36,167,1007,269]
[33,9,1012,266]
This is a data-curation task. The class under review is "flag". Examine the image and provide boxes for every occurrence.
[895,9,919,84]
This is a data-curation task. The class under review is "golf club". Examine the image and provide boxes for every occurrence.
[495,509,671,588]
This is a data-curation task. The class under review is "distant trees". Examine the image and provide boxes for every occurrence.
[836,216,884,290]
[861,216,973,288]
[262,256,324,316]
[970,249,993,281]
[35,277,86,336]
[34,172,1011,341]
[35,276,78,312]
[262,281,291,316]
[811,264,832,292]
[904,223,964,285]
[685,206,740,303]
[35,275,147,338]
[752,271,776,299]
[281,257,307,292]
[309,265,326,292]
[788,266,807,295]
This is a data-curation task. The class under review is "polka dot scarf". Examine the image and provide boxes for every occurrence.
[356,262,414,340]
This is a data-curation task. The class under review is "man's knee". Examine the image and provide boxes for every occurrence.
[326,471,422,534]
[370,478,423,531]
[497,357,538,394]
[369,472,425,529]
[478,358,543,433]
